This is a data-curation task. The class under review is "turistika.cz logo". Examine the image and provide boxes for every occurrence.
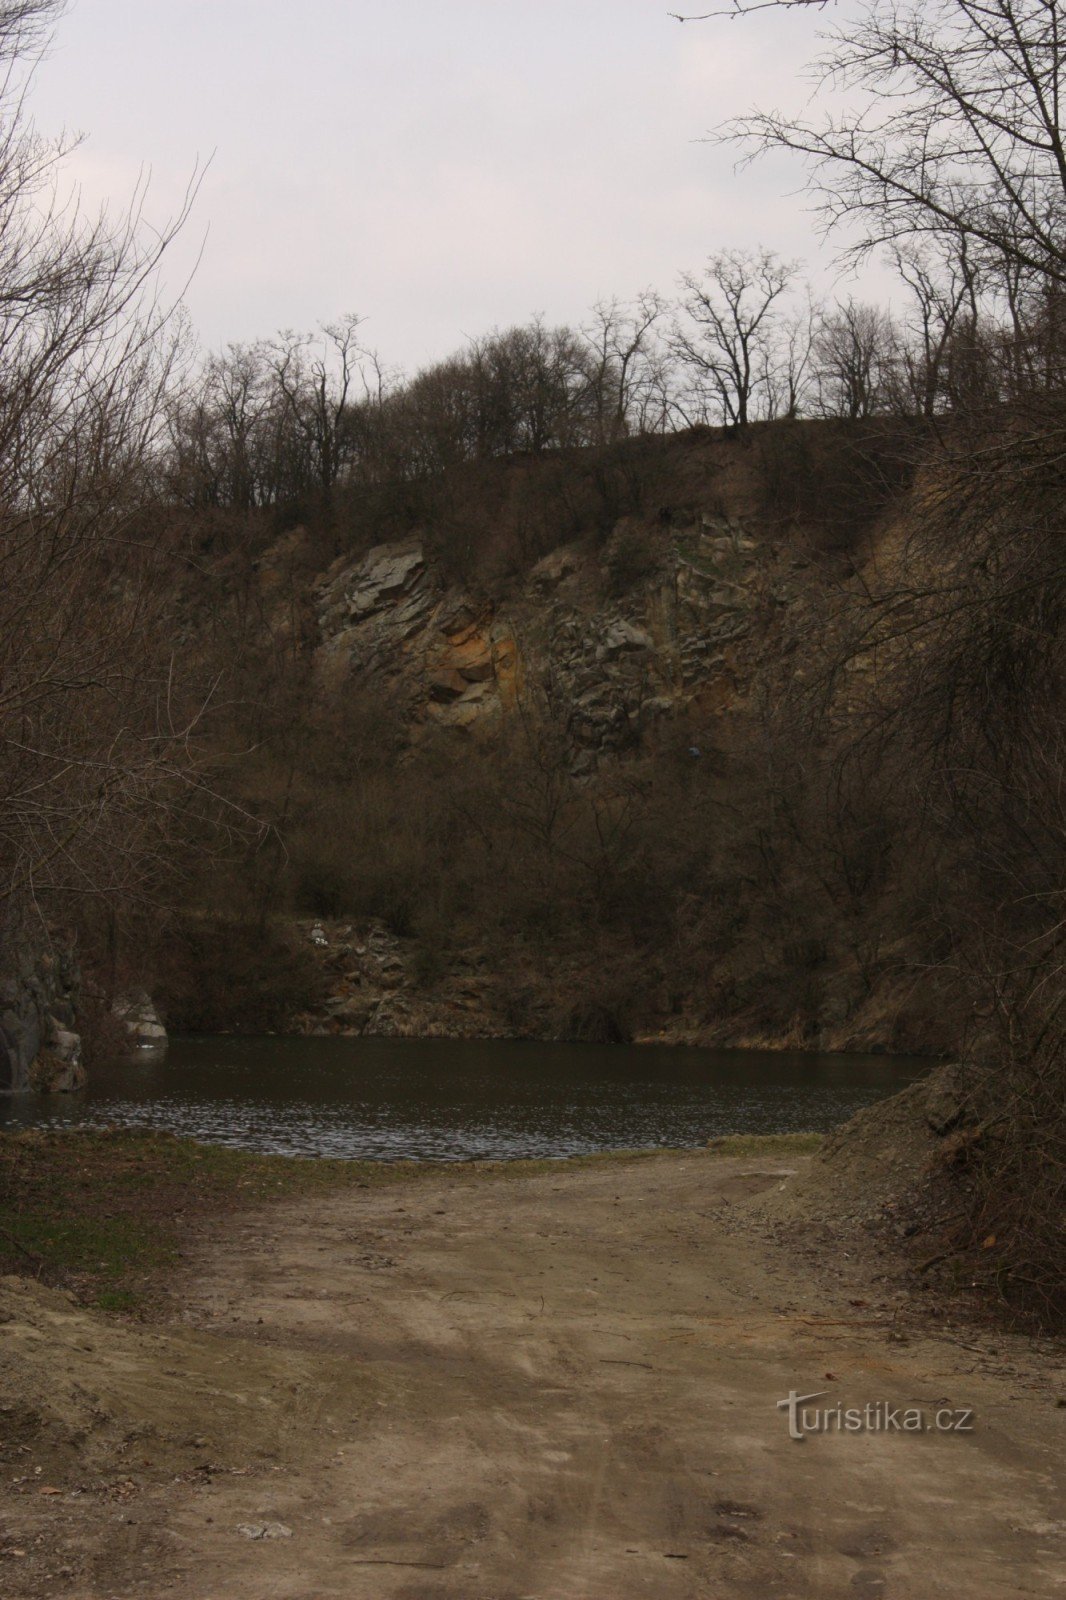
[777,1390,975,1441]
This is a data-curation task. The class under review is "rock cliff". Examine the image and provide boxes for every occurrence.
[152,424,952,1057]
[0,920,83,1093]
[309,509,804,762]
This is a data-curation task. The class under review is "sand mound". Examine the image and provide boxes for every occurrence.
[755,1062,976,1229]
[0,1275,368,1487]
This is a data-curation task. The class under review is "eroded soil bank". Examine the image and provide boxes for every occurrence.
[1,1144,1064,1599]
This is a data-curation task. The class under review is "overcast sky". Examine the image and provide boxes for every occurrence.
[27,1,866,372]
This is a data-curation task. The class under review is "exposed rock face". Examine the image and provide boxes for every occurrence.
[286,914,921,1055]
[343,543,426,619]
[311,512,780,764]
[315,541,519,734]
[291,919,513,1040]
[0,924,81,1093]
[113,991,168,1055]
[27,1048,87,1094]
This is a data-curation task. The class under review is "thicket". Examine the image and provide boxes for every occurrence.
[712,0,1066,1324]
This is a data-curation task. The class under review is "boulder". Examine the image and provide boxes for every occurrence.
[435,594,480,638]
[112,991,168,1054]
[325,994,379,1032]
[601,619,653,657]
[428,670,467,703]
[0,929,79,1092]
[47,1022,82,1066]
[27,1050,86,1094]
[530,545,582,591]
[345,543,426,620]
[459,655,495,684]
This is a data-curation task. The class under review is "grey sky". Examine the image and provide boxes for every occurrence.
[30,1,853,371]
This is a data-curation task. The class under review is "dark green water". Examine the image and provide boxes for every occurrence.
[0,1035,930,1161]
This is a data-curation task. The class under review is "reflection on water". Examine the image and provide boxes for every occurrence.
[0,1035,931,1162]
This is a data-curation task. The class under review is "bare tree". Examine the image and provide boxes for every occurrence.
[687,0,1066,1319]
[0,1,58,60]
[764,289,819,419]
[467,318,592,454]
[891,242,980,416]
[671,248,798,427]
[267,313,366,503]
[0,2,226,919]
[722,1,1066,293]
[813,298,897,419]
[580,291,670,441]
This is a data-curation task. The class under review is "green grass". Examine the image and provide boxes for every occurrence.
[0,1129,408,1316]
[0,1128,510,1314]
[94,1288,143,1314]
[0,1209,171,1278]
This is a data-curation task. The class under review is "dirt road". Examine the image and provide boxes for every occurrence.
[2,1150,1064,1597]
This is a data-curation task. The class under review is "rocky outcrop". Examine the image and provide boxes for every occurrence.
[314,540,520,734]
[291,919,511,1040]
[310,511,785,766]
[285,910,936,1057]
[27,1047,86,1094]
[113,991,168,1054]
[0,925,82,1093]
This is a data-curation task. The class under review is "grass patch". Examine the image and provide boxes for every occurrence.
[0,1128,440,1316]
[1,1210,170,1279]
[94,1288,143,1314]
[0,1130,652,1310]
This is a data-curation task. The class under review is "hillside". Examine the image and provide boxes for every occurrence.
[145,420,955,1058]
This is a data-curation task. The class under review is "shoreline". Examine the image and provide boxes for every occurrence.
[1,1132,1062,1597]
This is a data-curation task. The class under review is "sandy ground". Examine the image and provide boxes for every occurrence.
[1,1150,1064,1598]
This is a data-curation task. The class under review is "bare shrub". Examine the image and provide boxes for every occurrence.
[155,916,325,1034]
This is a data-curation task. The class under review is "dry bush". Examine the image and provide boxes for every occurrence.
[943,985,1066,1325]
[795,406,1066,1322]
[154,915,325,1034]
[753,417,920,551]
